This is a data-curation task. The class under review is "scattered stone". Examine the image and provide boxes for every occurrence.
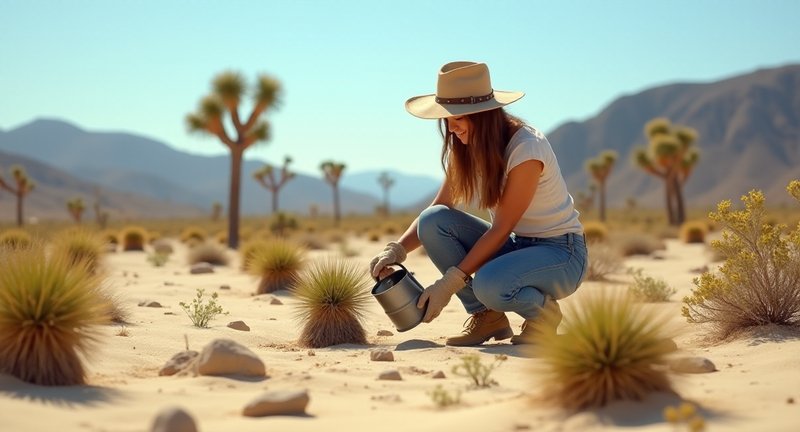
[220,284,231,290]
[513,424,531,431]
[270,297,283,305]
[242,390,309,417]
[370,394,401,403]
[669,356,717,374]
[689,265,709,274]
[196,339,265,377]
[164,312,176,316]
[133,272,139,278]
[370,349,394,362]
[150,406,197,432]
[787,397,795,404]
[227,321,250,332]
[652,253,666,260]
[190,262,214,275]
[307,350,316,357]
[164,281,175,286]
[377,370,402,381]
[159,351,199,376]
[139,300,163,308]
[376,330,394,336]
[431,370,446,379]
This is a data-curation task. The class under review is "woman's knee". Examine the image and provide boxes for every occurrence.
[472,267,514,311]
[417,204,453,243]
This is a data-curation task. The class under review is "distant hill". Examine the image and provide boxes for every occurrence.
[0,119,381,215]
[547,63,800,207]
[340,170,440,209]
[0,150,204,222]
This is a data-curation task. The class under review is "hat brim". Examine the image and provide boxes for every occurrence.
[405,90,524,119]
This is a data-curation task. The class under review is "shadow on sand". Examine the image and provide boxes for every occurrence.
[586,392,735,428]
[0,373,125,408]
[393,339,444,351]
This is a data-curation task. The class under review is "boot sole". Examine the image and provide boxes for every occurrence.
[445,327,514,347]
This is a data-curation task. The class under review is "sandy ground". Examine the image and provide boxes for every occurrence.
[1,236,799,431]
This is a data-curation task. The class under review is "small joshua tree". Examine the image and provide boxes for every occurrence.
[253,155,296,215]
[584,150,616,222]
[377,171,395,217]
[0,165,36,227]
[211,201,223,222]
[320,160,346,227]
[247,239,305,294]
[66,197,86,223]
[293,258,371,348]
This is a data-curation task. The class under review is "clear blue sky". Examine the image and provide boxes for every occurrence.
[1,0,798,179]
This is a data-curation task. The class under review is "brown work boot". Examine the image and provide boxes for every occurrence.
[510,298,562,345]
[445,310,513,346]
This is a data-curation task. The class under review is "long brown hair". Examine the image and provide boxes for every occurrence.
[439,108,524,209]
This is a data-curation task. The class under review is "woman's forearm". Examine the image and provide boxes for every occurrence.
[456,226,509,276]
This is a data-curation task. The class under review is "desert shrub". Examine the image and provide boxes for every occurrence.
[239,239,269,271]
[101,229,119,247]
[609,231,666,256]
[586,242,624,281]
[179,288,228,328]
[51,228,107,274]
[326,230,345,244]
[148,231,161,243]
[248,240,305,294]
[680,221,707,244]
[534,289,677,410]
[147,252,170,267]
[0,229,32,249]
[683,183,800,339]
[383,224,398,236]
[270,212,299,237]
[583,221,608,243]
[628,268,676,302]
[452,354,507,388]
[296,234,327,251]
[180,226,207,244]
[119,225,148,251]
[657,225,680,239]
[367,231,381,242]
[429,385,461,408]
[0,244,109,385]
[151,238,174,255]
[187,241,230,266]
[98,290,130,324]
[292,258,371,348]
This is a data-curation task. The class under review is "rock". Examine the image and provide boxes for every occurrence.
[376,330,394,336]
[242,390,310,417]
[669,356,717,374]
[689,265,709,274]
[432,370,446,379]
[190,262,214,274]
[307,350,316,356]
[219,284,231,290]
[159,351,199,376]
[196,339,265,377]
[377,370,402,381]
[150,406,197,432]
[164,281,175,286]
[139,300,163,308]
[227,320,250,331]
[370,349,394,362]
[270,297,283,305]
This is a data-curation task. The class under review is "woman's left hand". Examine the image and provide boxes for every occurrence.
[417,266,468,323]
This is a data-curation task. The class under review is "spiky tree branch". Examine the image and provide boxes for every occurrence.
[584,150,617,222]
[377,171,395,217]
[0,165,35,226]
[253,156,296,214]
[320,160,346,226]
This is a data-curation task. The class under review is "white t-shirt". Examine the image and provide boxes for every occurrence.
[488,125,583,237]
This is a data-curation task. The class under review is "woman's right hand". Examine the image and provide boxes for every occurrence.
[369,241,407,279]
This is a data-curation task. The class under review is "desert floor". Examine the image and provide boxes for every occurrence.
[1,237,799,432]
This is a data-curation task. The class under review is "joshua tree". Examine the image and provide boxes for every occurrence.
[92,187,109,229]
[186,71,282,249]
[633,118,699,226]
[67,197,86,223]
[0,165,36,227]
[377,171,395,217]
[253,156,296,214]
[584,150,617,222]
[320,160,346,226]
[211,201,223,221]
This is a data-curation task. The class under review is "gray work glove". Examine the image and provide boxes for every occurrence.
[369,241,407,279]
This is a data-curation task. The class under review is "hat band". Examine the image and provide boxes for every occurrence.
[435,91,494,105]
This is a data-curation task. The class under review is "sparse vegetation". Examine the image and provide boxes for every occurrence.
[584,150,617,222]
[609,231,665,256]
[179,288,228,328]
[0,164,36,226]
[680,220,707,243]
[628,268,676,302]
[147,252,170,267]
[583,221,609,243]
[253,156,296,215]
[248,239,305,294]
[429,385,461,408]
[180,226,207,244]
[120,225,148,251]
[51,228,107,274]
[187,241,230,266]
[452,354,507,388]
[320,161,346,227]
[0,228,32,250]
[586,242,624,281]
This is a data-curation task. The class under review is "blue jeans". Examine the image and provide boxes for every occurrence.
[417,205,588,320]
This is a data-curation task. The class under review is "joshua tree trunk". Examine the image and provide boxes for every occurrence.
[599,182,607,222]
[229,148,244,249]
[672,175,686,226]
[664,179,676,226]
[16,191,24,227]
[271,188,279,214]
[333,185,341,227]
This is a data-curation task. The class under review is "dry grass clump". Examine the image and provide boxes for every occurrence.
[583,221,608,243]
[534,289,677,410]
[0,228,32,249]
[51,228,107,274]
[187,241,230,266]
[683,183,800,339]
[296,234,328,251]
[248,239,305,294]
[239,239,269,271]
[367,231,381,242]
[586,242,624,281]
[609,231,666,256]
[100,229,119,249]
[0,244,109,385]
[119,225,148,251]
[180,226,207,244]
[292,258,371,348]
[628,268,676,302]
[680,221,707,244]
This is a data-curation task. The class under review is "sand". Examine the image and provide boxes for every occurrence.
[1,237,799,431]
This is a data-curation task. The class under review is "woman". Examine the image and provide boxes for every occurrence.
[370,61,587,346]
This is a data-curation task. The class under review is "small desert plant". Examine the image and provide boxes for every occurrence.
[51,228,107,274]
[248,239,305,294]
[119,225,148,251]
[682,183,800,339]
[680,221,707,244]
[628,268,676,302]
[180,226,207,244]
[0,228,32,249]
[147,252,170,267]
[452,354,507,388]
[0,244,109,385]
[292,258,371,348]
[367,231,381,242]
[429,385,461,408]
[583,221,609,243]
[586,242,624,281]
[179,288,228,328]
[296,234,327,251]
[664,402,706,432]
[187,241,230,266]
[609,231,666,256]
[151,238,174,255]
[270,211,298,237]
[534,289,677,410]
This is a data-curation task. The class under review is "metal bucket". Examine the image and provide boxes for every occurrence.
[371,263,427,332]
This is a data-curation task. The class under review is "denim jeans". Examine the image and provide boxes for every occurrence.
[417,205,588,320]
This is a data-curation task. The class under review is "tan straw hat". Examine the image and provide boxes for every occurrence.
[405,61,524,119]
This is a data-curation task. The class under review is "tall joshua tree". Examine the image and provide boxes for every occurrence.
[0,165,36,227]
[320,161,346,227]
[211,201,223,222]
[633,118,699,226]
[584,150,617,222]
[67,197,86,224]
[253,156,296,214]
[377,171,395,217]
[186,71,281,249]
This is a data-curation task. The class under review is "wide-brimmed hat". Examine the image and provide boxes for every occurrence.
[405,61,524,119]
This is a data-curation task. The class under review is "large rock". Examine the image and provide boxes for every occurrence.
[227,320,250,331]
[150,406,197,432]
[159,351,198,376]
[377,370,402,381]
[370,349,394,362]
[196,339,265,377]
[669,356,717,373]
[242,390,310,417]
[190,262,214,274]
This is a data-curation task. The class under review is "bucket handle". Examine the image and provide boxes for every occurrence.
[373,262,409,282]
